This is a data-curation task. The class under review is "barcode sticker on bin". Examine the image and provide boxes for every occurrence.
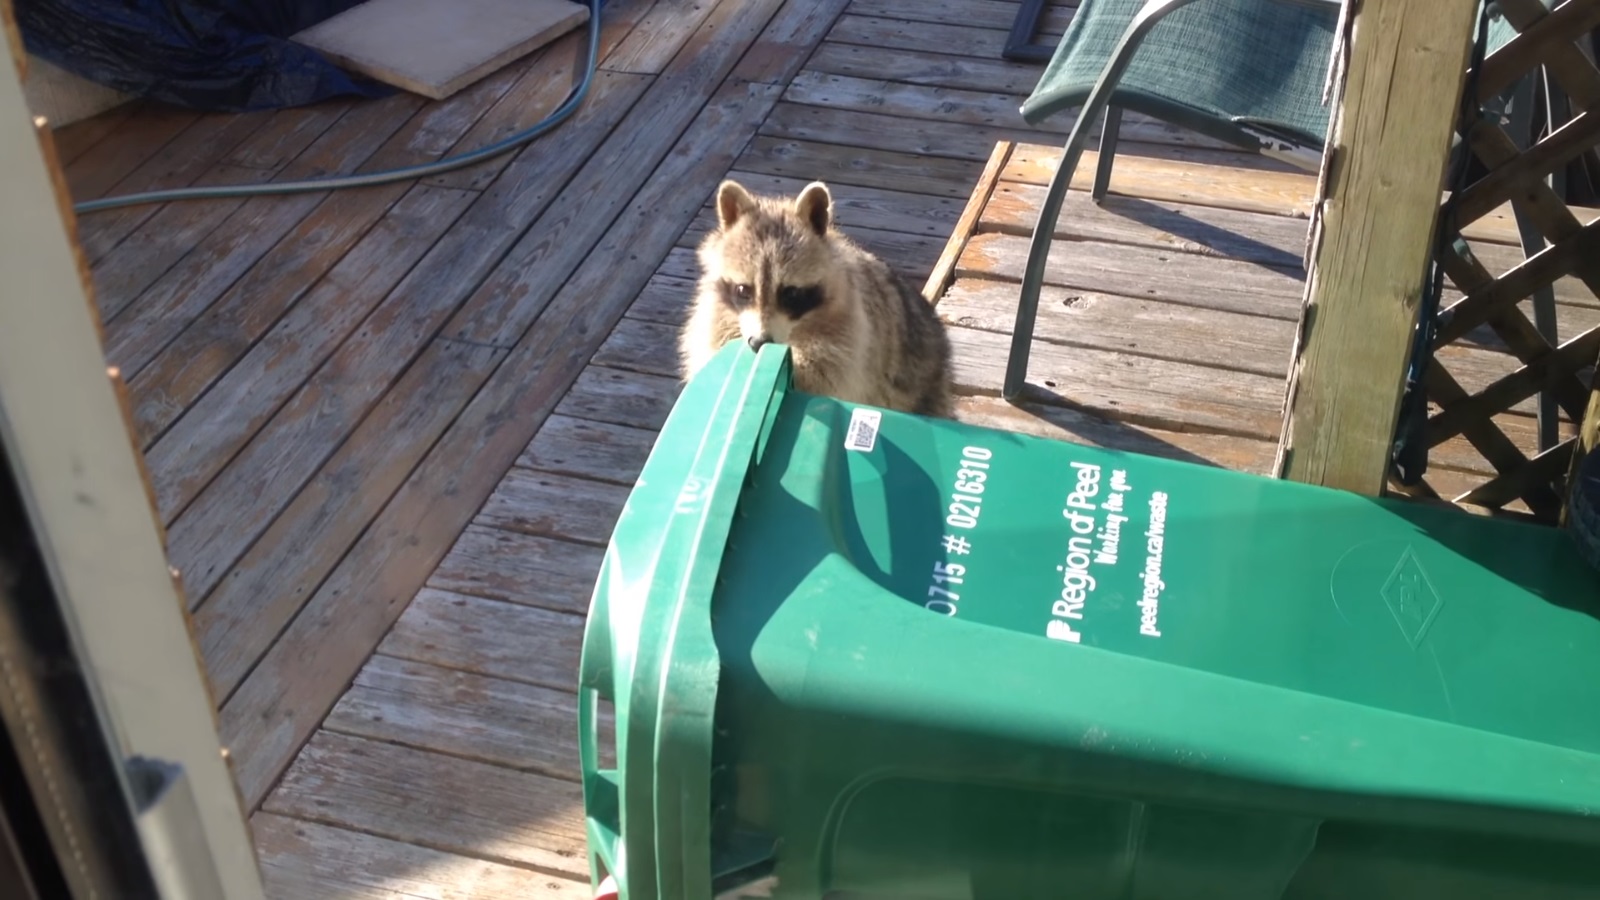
[845,408,881,452]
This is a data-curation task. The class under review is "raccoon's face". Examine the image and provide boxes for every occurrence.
[708,179,838,350]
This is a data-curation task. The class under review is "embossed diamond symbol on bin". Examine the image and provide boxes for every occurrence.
[1381,547,1443,648]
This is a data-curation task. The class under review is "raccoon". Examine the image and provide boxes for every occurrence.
[679,178,954,418]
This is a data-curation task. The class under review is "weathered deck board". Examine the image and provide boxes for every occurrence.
[952,324,1289,437]
[91,102,362,323]
[253,815,589,900]
[938,279,1560,468]
[323,654,595,778]
[730,0,855,85]
[761,102,1274,170]
[189,337,506,700]
[63,104,198,199]
[214,0,794,812]
[62,0,1578,891]
[785,70,1233,152]
[429,524,605,614]
[49,101,138,167]
[1002,140,1600,253]
[960,230,1304,317]
[603,0,724,75]
[478,468,631,545]
[122,56,542,445]
[154,187,485,593]
[850,0,1075,32]
[806,40,1050,95]
[380,589,588,693]
[740,134,989,197]
[556,364,682,430]
[150,72,646,543]
[953,394,1277,473]
[75,112,268,263]
[518,413,662,484]
[422,0,664,191]
[262,732,589,878]
[592,317,681,376]
[625,272,696,323]
[941,276,1297,377]
[441,75,782,344]
[981,181,1600,338]
[827,14,1022,60]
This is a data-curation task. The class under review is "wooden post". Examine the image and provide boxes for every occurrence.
[1274,0,1481,494]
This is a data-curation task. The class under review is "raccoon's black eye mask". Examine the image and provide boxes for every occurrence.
[717,280,825,319]
[777,285,824,318]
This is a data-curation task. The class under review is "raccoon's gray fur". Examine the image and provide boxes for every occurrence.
[679,178,954,417]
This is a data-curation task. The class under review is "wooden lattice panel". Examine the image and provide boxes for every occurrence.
[1397,0,1600,521]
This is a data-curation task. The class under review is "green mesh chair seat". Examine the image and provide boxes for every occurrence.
[1000,0,1564,465]
[1020,0,1340,152]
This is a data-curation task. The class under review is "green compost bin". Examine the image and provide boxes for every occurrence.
[577,342,1600,900]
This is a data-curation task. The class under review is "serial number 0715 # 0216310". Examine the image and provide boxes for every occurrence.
[925,445,994,617]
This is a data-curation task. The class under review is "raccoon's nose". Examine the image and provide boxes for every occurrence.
[747,334,771,351]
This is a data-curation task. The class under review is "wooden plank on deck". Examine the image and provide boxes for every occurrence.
[75,112,268,263]
[323,654,594,778]
[429,524,605,614]
[730,0,854,85]
[851,0,1076,33]
[262,731,589,878]
[124,55,542,445]
[954,395,1278,474]
[190,337,505,701]
[423,0,668,191]
[479,468,631,546]
[441,76,783,345]
[150,71,647,566]
[950,324,1287,438]
[217,0,793,810]
[738,135,986,198]
[556,364,682,430]
[603,0,724,75]
[254,814,589,900]
[519,413,662,484]
[157,186,482,595]
[957,230,1304,320]
[807,40,1047,96]
[89,102,361,323]
[926,140,1010,299]
[379,589,587,695]
[49,102,137,167]
[64,104,198,200]
[784,70,1233,151]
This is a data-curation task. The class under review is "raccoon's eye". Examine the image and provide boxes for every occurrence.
[719,280,754,308]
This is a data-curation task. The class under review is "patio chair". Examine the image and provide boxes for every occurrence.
[1000,0,1559,449]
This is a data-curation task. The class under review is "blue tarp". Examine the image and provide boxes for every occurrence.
[14,0,393,112]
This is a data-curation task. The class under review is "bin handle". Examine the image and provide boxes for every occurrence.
[578,343,792,899]
[580,571,623,887]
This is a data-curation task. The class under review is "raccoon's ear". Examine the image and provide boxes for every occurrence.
[716,180,756,231]
[796,181,832,236]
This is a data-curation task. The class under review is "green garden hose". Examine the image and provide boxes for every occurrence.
[73,0,602,215]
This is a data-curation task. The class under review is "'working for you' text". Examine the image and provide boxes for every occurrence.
[1047,460,1168,643]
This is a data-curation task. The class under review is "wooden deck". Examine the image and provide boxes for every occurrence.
[46,0,1585,895]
